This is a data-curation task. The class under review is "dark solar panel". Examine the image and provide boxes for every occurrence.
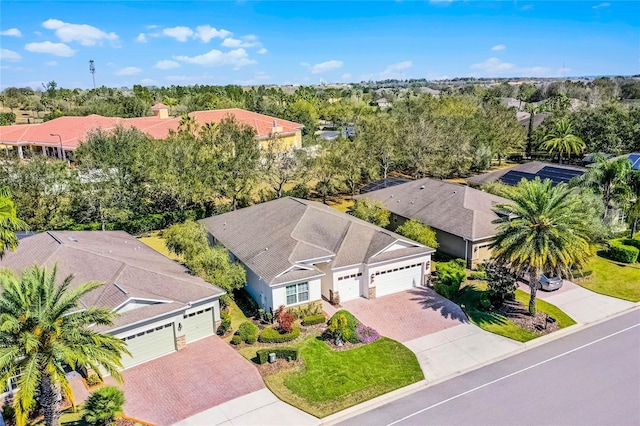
[499,171,537,186]
[499,166,584,187]
[360,178,410,194]
[629,154,640,170]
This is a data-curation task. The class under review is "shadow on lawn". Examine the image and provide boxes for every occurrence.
[456,286,509,327]
[406,287,469,323]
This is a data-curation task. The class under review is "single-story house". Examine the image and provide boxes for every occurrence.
[0,106,303,160]
[199,197,435,310]
[0,230,224,388]
[355,178,511,269]
[466,161,585,188]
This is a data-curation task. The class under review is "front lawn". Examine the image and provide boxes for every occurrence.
[458,282,576,342]
[262,336,423,418]
[138,230,182,262]
[576,255,640,302]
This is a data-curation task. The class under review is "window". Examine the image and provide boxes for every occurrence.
[286,282,309,305]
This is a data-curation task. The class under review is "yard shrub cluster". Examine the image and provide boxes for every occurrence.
[607,239,639,263]
[274,305,295,333]
[355,325,380,343]
[433,260,467,301]
[287,301,322,319]
[255,348,299,364]
[468,271,486,280]
[259,326,301,343]
[83,386,125,426]
[484,261,518,307]
[231,335,242,345]
[85,373,102,387]
[326,310,360,343]
[302,314,326,326]
[237,321,259,344]
[217,311,232,336]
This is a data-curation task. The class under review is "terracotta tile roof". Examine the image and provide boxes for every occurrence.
[0,108,303,148]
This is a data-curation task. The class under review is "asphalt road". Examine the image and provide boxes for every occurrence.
[340,308,640,426]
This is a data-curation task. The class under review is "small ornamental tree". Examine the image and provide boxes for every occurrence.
[396,219,439,249]
[484,261,518,307]
[349,199,390,228]
[83,386,125,426]
[433,260,466,301]
[274,305,294,334]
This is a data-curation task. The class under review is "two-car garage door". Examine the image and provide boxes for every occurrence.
[120,323,176,369]
[374,263,423,298]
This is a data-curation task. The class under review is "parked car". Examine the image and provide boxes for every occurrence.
[538,274,563,291]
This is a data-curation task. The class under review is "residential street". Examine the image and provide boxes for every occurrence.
[339,308,640,426]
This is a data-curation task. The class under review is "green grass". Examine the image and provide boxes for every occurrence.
[138,230,182,262]
[457,282,575,342]
[263,336,423,418]
[224,299,250,343]
[576,255,640,302]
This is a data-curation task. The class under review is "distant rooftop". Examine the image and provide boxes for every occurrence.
[467,161,586,187]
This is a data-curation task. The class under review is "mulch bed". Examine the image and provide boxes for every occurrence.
[494,300,559,335]
[256,357,304,375]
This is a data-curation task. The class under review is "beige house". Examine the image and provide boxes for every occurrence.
[355,178,511,269]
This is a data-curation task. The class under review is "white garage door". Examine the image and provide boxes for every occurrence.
[183,307,215,343]
[121,323,176,369]
[375,263,423,297]
[338,276,361,301]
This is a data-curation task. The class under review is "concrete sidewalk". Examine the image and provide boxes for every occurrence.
[172,389,320,426]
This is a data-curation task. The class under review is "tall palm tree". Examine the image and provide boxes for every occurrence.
[0,265,129,426]
[627,169,640,238]
[575,156,632,219]
[0,187,28,259]
[490,178,594,315]
[542,118,586,164]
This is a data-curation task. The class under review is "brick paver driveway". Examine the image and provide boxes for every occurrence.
[341,287,468,342]
[71,335,265,426]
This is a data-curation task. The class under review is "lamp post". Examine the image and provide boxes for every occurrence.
[50,133,64,160]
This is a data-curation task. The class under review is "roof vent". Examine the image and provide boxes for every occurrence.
[420,185,425,189]
[114,282,129,295]
[67,236,78,242]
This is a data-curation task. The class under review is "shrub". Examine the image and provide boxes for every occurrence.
[434,260,467,301]
[274,305,294,333]
[326,310,359,343]
[468,271,486,280]
[259,326,301,343]
[484,261,518,307]
[238,321,259,344]
[231,335,242,345]
[287,301,322,320]
[83,386,125,426]
[246,334,257,344]
[356,325,380,344]
[479,294,492,311]
[256,348,299,364]
[219,294,232,309]
[396,218,439,248]
[621,238,640,251]
[608,240,639,263]
[85,373,102,387]
[302,314,326,326]
[2,406,15,422]
[475,263,486,272]
[217,313,232,336]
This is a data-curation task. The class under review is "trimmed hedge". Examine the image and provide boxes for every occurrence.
[256,348,298,364]
[608,239,639,264]
[620,238,640,251]
[237,321,259,344]
[231,335,242,345]
[258,326,301,343]
[302,314,326,326]
[217,311,232,336]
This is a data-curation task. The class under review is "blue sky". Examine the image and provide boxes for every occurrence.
[0,1,638,89]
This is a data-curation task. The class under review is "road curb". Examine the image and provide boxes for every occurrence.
[321,304,640,425]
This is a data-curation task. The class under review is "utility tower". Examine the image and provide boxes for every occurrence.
[89,60,96,89]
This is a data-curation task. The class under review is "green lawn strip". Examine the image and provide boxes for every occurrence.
[458,282,574,342]
[138,230,183,262]
[263,336,423,418]
[576,256,640,302]
[223,299,250,343]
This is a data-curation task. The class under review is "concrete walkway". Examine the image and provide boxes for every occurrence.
[172,389,320,426]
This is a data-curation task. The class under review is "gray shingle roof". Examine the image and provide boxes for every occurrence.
[0,231,224,331]
[355,178,511,241]
[200,197,434,285]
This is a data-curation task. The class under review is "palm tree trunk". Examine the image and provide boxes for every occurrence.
[528,270,539,315]
[41,374,61,426]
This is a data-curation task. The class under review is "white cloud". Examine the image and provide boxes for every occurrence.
[593,2,610,9]
[470,57,558,77]
[163,26,194,42]
[257,48,268,54]
[235,71,270,85]
[470,57,515,73]
[0,49,21,62]
[0,28,22,37]
[45,61,58,66]
[491,44,506,51]
[25,41,76,57]
[173,48,256,69]
[141,78,159,86]
[303,60,343,74]
[380,61,412,78]
[136,33,147,43]
[195,25,231,42]
[42,19,118,46]
[114,66,143,76]
[154,59,180,69]
[221,36,260,48]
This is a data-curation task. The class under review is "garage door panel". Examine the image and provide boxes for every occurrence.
[375,264,422,297]
[121,323,176,369]
[339,278,361,301]
[184,307,215,343]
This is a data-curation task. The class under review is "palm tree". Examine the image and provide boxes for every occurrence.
[541,118,586,164]
[627,169,640,238]
[490,178,594,315]
[575,156,632,219]
[0,265,129,426]
[0,187,28,259]
[524,103,540,159]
